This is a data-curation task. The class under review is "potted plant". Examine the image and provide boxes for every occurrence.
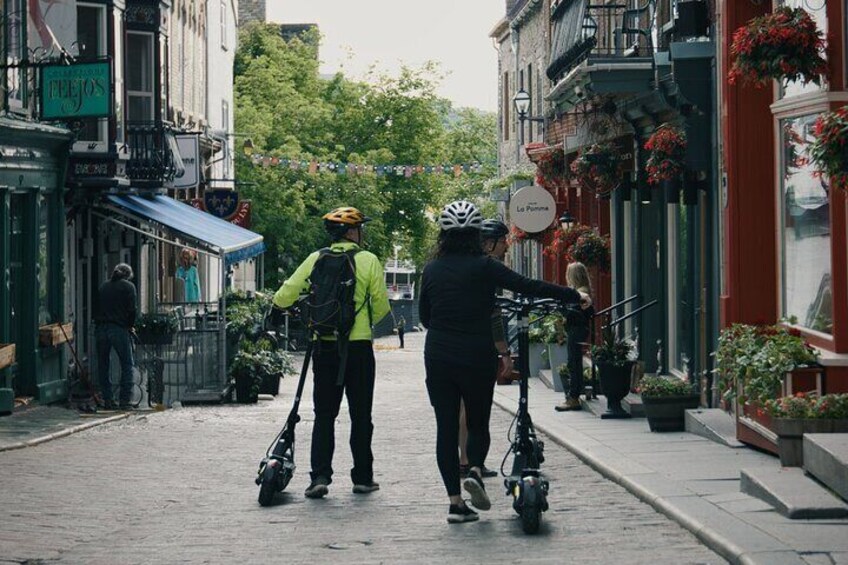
[533,145,567,191]
[570,144,620,195]
[728,6,828,88]
[542,312,568,379]
[645,124,687,203]
[528,323,549,377]
[765,393,848,466]
[135,312,179,345]
[229,341,292,403]
[809,106,848,193]
[638,375,700,432]
[567,230,611,273]
[591,326,636,418]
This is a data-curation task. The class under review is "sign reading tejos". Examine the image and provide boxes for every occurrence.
[40,61,111,120]
[508,185,556,233]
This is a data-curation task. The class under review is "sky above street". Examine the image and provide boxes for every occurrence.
[269,1,503,112]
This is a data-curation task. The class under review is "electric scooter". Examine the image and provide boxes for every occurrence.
[497,295,570,534]
[255,334,313,507]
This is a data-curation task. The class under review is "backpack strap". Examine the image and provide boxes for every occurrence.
[334,249,361,385]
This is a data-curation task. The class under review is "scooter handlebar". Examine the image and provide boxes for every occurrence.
[495,296,578,315]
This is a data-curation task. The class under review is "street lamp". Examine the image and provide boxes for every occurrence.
[512,88,545,146]
[559,210,575,232]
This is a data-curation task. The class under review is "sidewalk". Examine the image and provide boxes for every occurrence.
[0,404,132,452]
[493,379,848,565]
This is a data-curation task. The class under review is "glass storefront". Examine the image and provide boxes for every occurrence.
[779,113,832,334]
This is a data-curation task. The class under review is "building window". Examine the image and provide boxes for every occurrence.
[127,31,155,121]
[220,0,227,49]
[76,3,108,145]
[503,72,510,142]
[779,0,827,99]
[5,0,26,110]
[779,113,832,334]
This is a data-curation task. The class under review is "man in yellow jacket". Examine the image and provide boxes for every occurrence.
[273,207,390,499]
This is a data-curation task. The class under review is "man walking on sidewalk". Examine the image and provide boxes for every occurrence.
[273,207,390,499]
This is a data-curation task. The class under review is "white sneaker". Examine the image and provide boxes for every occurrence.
[462,470,491,511]
[447,504,479,523]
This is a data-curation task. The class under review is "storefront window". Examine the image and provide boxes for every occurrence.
[780,114,832,334]
[5,0,26,109]
[127,31,155,121]
[780,0,828,99]
[674,205,691,371]
[38,198,51,326]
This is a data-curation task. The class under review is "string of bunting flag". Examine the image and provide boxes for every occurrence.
[249,153,489,177]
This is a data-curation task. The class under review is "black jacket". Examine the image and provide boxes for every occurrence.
[94,279,137,329]
[420,254,580,365]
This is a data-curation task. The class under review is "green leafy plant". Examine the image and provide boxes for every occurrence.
[591,327,635,367]
[528,324,546,344]
[557,363,570,379]
[638,375,694,398]
[229,338,294,395]
[645,124,687,184]
[715,323,818,408]
[765,392,848,420]
[135,312,179,334]
[540,312,567,345]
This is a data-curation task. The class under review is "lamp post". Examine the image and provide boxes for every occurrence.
[512,88,545,147]
[556,210,576,284]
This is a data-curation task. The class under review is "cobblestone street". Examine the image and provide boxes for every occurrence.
[0,333,723,564]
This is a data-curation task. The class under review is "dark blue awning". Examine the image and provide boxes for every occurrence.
[106,194,265,266]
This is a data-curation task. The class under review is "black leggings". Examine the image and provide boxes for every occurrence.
[425,356,497,497]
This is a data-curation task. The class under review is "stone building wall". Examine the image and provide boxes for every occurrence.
[238,0,266,25]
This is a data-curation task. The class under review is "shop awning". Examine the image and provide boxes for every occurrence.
[106,194,265,266]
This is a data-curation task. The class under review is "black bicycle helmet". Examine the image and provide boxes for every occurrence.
[480,219,509,240]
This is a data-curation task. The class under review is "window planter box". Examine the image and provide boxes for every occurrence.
[0,344,15,370]
[38,323,74,347]
[773,418,848,467]
[643,394,700,432]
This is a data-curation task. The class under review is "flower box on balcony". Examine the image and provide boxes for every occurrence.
[38,323,74,347]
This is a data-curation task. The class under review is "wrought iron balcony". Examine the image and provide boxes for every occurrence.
[125,121,183,187]
[547,0,657,86]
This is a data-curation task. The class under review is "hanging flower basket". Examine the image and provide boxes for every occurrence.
[645,124,687,185]
[531,146,567,191]
[728,7,828,88]
[809,106,848,192]
[544,223,610,272]
[570,144,620,194]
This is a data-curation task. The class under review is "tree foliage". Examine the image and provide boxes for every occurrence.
[235,24,497,286]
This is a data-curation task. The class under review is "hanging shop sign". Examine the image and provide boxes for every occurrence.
[508,185,557,233]
[40,61,111,120]
[173,134,200,189]
[192,190,252,228]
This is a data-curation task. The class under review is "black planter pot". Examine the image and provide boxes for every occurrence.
[597,361,634,419]
[136,330,175,346]
[642,395,700,432]
[234,373,259,404]
[663,178,681,204]
[259,372,281,396]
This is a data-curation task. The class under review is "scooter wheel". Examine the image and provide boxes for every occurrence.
[258,465,278,507]
[521,502,541,534]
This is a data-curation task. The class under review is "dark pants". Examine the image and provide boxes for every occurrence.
[398,329,405,349]
[567,326,589,399]
[425,356,497,497]
[95,324,134,405]
[310,341,376,485]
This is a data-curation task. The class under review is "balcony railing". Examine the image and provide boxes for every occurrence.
[547,0,656,85]
[126,121,183,186]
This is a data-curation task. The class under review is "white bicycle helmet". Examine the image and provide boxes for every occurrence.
[438,200,483,231]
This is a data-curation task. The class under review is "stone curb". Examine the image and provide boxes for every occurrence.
[491,396,790,565]
[0,413,132,453]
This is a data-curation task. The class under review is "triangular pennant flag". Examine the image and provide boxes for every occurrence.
[453,165,462,177]
[308,160,318,174]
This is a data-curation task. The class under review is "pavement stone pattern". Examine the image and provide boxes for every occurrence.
[0,333,722,564]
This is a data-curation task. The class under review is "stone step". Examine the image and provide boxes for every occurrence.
[685,408,746,448]
[580,393,645,418]
[803,433,848,502]
[740,466,848,519]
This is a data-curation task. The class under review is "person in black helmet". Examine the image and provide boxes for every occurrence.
[420,201,588,524]
[459,218,512,479]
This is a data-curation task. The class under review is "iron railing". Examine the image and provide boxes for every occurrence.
[125,121,181,185]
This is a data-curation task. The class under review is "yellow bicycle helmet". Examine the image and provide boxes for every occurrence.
[322,207,371,226]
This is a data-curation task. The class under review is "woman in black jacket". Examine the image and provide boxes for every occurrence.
[419,200,587,524]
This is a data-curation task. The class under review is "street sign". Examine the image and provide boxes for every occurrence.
[173,134,200,189]
[40,61,111,120]
[508,185,556,233]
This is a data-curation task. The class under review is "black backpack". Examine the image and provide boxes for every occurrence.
[302,248,361,340]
